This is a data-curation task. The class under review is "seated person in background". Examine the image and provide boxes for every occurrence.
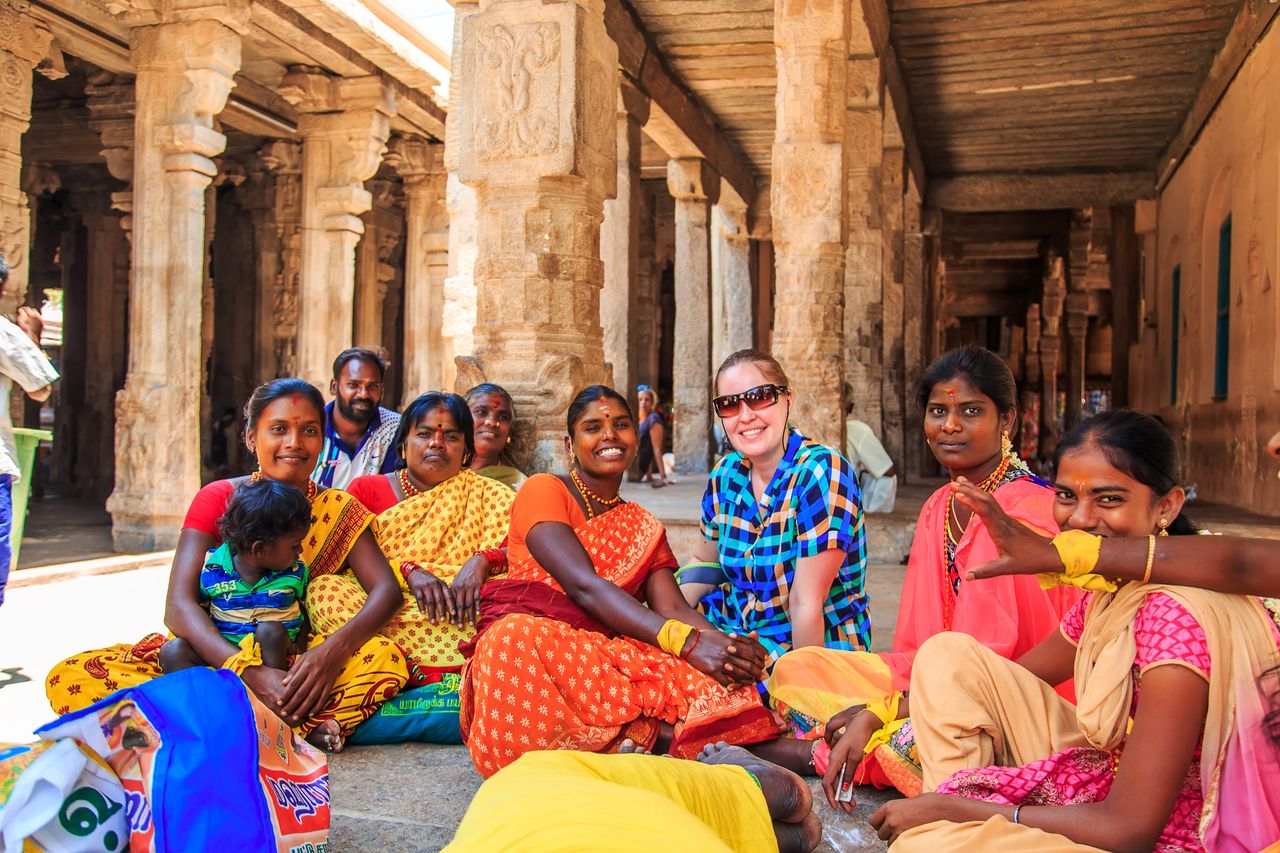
[160,478,311,674]
[311,347,401,489]
[843,390,897,513]
[464,383,528,490]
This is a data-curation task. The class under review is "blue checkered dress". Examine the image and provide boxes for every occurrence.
[699,428,871,667]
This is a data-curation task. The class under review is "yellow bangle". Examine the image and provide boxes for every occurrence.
[1052,529,1103,577]
[657,619,696,656]
[1142,534,1155,584]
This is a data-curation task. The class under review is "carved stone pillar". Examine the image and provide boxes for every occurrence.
[1065,209,1092,427]
[84,70,134,238]
[107,18,241,551]
[281,68,395,388]
[880,137,905,468]
[451,0,618,471]
[442,173,476,391]
[771,0,849,449]
[1039,250,1065,457]
[388,134,448,396]
[353,177,402,349]
[259,140,302,378]
[902,177,925,479]
[0,2,52,313]
[633,189,658,393]
[600,78,648,400]
[713,197,753,368]
[667,157,717,473]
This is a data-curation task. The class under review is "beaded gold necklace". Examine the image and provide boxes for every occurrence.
[940,451,1022,626]
[398,468,422,499]
[570,468,623,519]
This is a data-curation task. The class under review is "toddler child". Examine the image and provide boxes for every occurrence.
[160,478,311,674]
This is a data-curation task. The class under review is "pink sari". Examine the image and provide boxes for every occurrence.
[887,477,1080,689]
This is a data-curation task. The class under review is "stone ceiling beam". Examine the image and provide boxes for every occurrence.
[858,0,926,194]
[927,171,1156,213]
[603,0,756,208]
[1155,0,1280,189]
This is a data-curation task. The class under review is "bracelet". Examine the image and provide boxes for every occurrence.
[679,629,701,659]
[1013,805,1022,825]
[481,548,508,571]
[656,619,696,656]
[1142,534,1155,584]
[1052,530,1103,578]
[398,561,421,583]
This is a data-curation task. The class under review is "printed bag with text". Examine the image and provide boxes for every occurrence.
[35,667,330,852]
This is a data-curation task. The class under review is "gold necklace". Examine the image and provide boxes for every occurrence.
[398,468,422,498]
[570,468,622,519]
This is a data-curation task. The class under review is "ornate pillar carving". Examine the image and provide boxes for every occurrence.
[451,0,618,471]
[258,140,302,378]
[713,196,753,367]
[107,17,242,550]
[280,68,395,388]
[1039,250,1065,457]
[667,157,717,473]
[353,177,401,349]
[84,70,135,238]
[1066,208,1092,427]
[771,0,849,449]
[633,188,658,393]
[601,78,648,401]
[387,134,448,396]
[0,1,53,313]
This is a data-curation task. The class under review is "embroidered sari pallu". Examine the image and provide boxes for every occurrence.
[459,503,782,778]
[45,489,407,737]
[308,469,513,676]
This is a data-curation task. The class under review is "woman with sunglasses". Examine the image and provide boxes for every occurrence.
[767,345,1078,802]
[679,348,871,682]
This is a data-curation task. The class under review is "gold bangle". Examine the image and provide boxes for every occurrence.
[1142,534,1155,584]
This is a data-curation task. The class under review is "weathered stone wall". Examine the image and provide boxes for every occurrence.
[1137,24,1280,515]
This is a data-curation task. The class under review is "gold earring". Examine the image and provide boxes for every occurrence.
[1158,518,1169,537]
[1001,431,1013,457]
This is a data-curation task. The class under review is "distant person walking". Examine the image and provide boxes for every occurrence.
[843,394,897,513]
[310,348,401,490]
[0,253,58,607]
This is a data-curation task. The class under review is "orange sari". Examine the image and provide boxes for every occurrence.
[459,499,782,778]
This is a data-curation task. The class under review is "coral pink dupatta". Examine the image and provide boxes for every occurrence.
[886,478,1080,691]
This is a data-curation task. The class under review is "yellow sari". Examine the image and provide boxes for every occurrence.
[45,487,408,736]
[307,468,514,674]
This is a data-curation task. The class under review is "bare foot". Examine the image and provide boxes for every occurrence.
[305,719,344,753]
[697,741,812,824]
[774,812,822,853]
[618,738,652,755]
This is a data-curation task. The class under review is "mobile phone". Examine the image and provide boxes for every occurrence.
[835,765,855,803]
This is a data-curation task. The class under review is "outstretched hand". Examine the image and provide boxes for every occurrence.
[950,478,1060,581]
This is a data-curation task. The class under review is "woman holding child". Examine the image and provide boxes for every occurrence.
[874,410,1280,852]
[341,391,514,677]
[459,385,784,777]
[46,379,408,749]
[767,345,1078,800]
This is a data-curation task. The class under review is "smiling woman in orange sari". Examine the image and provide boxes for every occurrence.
[459,385,784,778]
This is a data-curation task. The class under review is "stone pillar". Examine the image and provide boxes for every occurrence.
[441,173,476,390]
[281,68,395,388]
[880,121,906,467]
[0,3,52,313]
[353,178,402,349]
[388,134,448,396]
[1066,208,1092,426]
[771,0,849,449]
[667,157,717,473]
[1039,250,1065,457]
[600,79,648,401]
[258,140,303,378]
[451,0,618,471]
[107,18,241,550]
[713,194,753,368]
[902,176,925,480]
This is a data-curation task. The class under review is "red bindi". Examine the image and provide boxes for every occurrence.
[944,386,956,401]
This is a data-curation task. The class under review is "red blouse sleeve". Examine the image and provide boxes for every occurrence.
[182,480,236,539]
[346,474,397,516]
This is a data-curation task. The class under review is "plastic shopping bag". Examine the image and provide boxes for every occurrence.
[35,667,329,852]
[0,739,128,852]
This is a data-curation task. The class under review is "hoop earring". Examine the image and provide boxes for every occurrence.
[1158,518,1170,537]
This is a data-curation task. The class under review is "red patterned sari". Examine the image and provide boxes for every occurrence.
[459,501,782,778]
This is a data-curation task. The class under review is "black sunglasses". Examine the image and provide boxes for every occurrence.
[712,384,788,418]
